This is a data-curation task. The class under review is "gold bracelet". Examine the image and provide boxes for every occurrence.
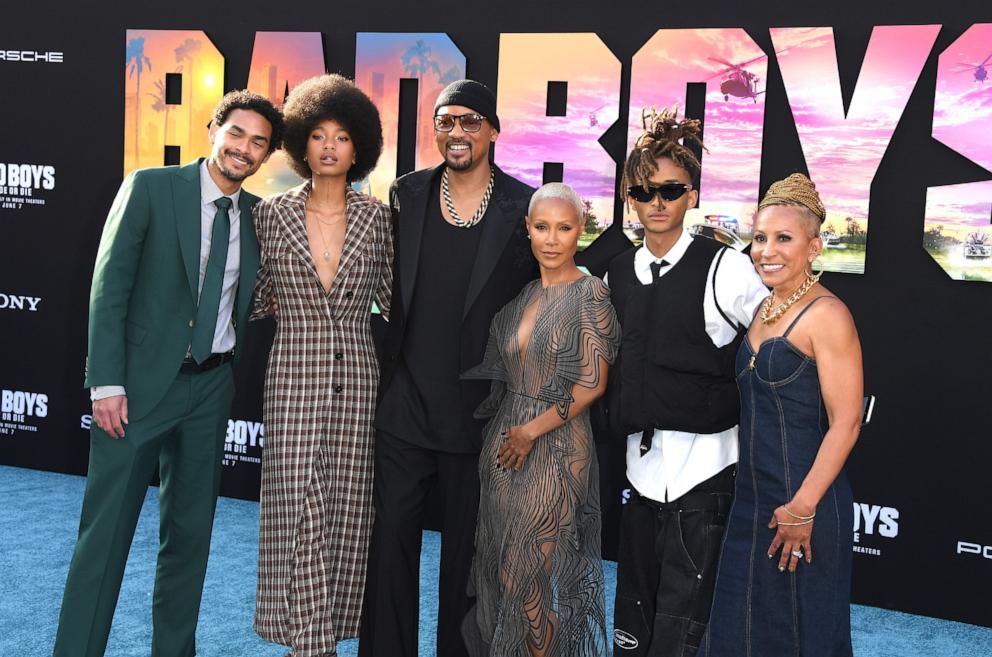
[783,505,816,521]
[777,518,814,526]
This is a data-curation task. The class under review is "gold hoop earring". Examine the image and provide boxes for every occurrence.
[807,254,823,279]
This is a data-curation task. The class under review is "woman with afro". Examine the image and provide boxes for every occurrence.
[250,73,392,657]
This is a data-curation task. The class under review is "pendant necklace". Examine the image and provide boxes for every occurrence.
[307,200,345,261]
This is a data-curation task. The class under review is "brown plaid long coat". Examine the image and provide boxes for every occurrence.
[250,182,392,652]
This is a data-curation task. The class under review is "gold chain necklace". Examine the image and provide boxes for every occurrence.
[760,272,821,324]
[306,199,346,261]
[307,200,346,225]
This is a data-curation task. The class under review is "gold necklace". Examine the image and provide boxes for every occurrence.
[306,200,346,261]
[760,272,821,324]
[314,215,345,227]
[307,212,338,261]
[310,218,333,261]
[307,200,346,225]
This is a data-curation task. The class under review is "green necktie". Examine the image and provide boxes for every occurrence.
[190,196,233,363]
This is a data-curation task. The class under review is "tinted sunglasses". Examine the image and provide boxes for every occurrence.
[433,112,486,133]
[627,183,692,203]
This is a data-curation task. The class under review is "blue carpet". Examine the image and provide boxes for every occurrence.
[1,465,989,657]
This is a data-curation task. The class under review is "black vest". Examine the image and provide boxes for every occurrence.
[608,236,743,435]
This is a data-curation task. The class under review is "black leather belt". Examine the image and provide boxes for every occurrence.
[179,351,234,374]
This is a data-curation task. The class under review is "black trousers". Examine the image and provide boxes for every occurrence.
[359,429,480,657]
[613,465,735,657]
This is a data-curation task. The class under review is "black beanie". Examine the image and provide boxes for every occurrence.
[433,79,500,132]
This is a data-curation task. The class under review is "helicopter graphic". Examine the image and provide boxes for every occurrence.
[952,53,991,84]
[588,104,609,127]
[706,53,776,103]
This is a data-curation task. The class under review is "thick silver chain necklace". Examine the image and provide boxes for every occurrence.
[442,166,494,228]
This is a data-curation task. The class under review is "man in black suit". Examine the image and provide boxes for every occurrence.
[360,80,536,657]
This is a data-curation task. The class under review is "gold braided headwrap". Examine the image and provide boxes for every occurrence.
[758,173,826,223]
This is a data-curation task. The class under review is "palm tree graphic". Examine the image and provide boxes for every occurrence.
[438,65,461,85]
[401,40,445,162]
[401,40,442,80]
[126,36,152,168]
[174,38,203,144]
[149,79,172,155]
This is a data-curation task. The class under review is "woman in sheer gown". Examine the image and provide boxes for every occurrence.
[462,183,620,657]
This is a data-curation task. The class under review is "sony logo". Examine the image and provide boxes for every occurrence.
[956,542,992,559]
[0,294,41,312]
[0,50,63,63]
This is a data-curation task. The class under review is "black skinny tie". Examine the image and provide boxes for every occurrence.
[641,258,669,456]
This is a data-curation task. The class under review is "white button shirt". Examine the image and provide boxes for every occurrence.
[91,160,242,401]
[609,229,768,503]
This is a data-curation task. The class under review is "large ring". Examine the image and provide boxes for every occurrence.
[791,549,804,558]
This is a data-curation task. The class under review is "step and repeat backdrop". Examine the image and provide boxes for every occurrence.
[2,0,991,628]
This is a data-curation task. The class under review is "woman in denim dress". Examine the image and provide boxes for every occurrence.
[703,174,863,657]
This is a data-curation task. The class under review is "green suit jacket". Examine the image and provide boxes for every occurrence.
[84,159,260,421]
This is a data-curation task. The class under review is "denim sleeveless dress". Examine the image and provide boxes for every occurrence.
[702,298,853,657]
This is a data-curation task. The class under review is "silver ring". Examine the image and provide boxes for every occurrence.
[791,549,803,558]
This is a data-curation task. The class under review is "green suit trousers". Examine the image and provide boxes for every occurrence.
[53,364,234,657]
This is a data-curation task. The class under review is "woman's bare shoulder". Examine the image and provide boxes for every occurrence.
[807,288,858,342]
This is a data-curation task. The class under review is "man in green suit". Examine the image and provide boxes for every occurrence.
[53,90,284,657]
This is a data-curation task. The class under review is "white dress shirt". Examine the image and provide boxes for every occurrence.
[609,229,768,502]
[91,161,242,401]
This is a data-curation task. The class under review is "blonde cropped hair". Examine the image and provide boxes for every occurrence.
[528,182,584,220]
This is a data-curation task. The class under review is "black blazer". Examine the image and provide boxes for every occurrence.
[380,164,537,450]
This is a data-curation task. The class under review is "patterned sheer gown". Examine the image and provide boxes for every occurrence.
[462,275,620,657]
